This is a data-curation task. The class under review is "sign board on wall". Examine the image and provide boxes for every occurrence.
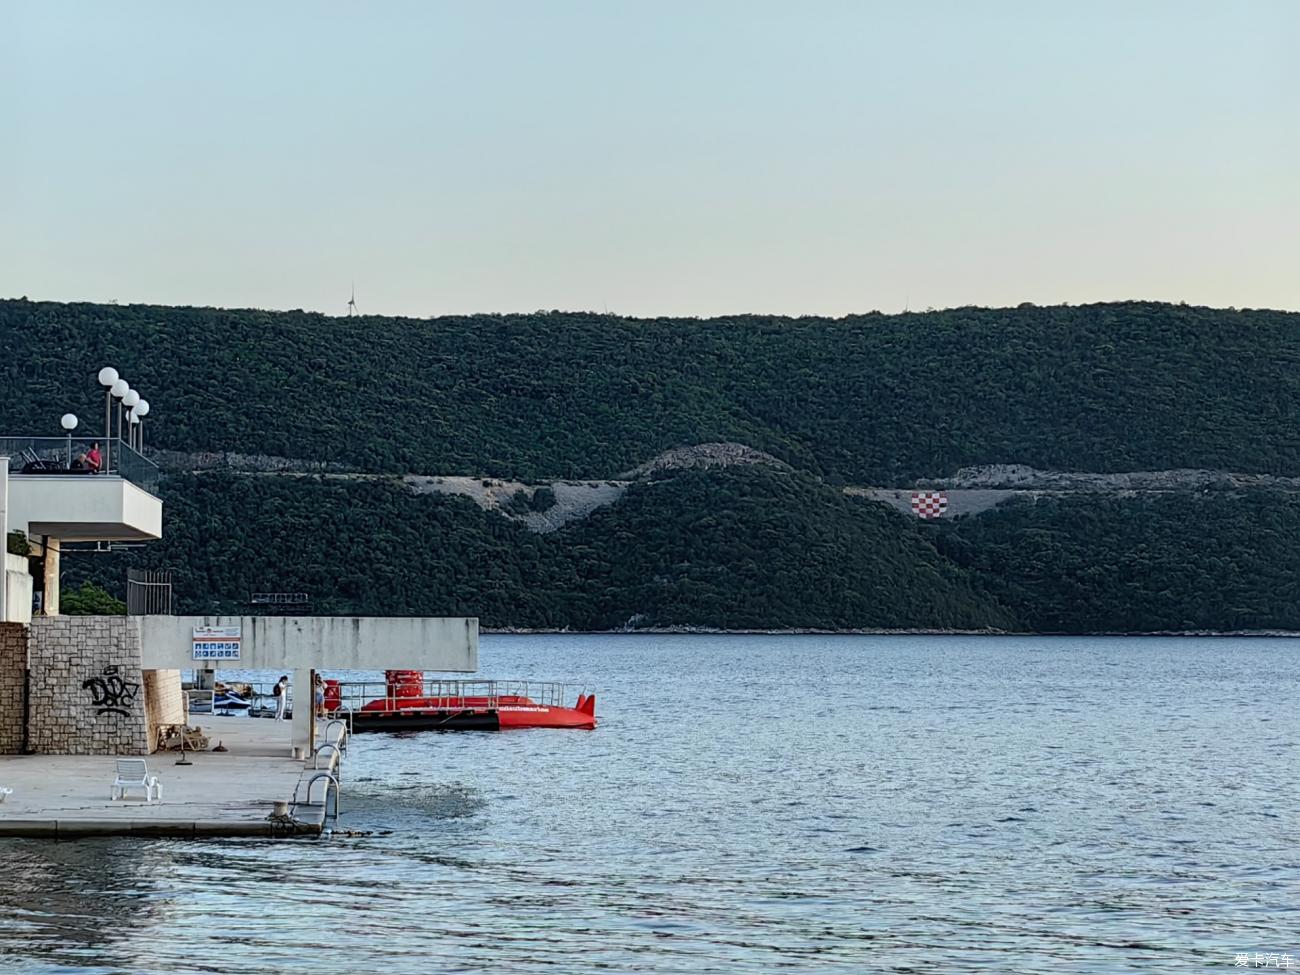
[192,625,242,660]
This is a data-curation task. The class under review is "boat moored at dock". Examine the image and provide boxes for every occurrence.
[330,673,598,732]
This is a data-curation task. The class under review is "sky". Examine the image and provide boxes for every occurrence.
[3,1,1297,318]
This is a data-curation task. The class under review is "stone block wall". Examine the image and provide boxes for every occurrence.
[27,617,148,756]
[143,669,185,752]
[0,623,26,754]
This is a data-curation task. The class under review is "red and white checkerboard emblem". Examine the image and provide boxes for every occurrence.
[910,491,948,519]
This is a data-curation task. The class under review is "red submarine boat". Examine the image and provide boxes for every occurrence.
[326,672,597,732]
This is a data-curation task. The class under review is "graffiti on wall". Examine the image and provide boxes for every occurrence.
[82,665,139,717]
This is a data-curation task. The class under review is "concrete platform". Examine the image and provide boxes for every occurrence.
[0,716,336,839]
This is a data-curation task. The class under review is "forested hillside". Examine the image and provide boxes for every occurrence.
[5,298,1300,482]
[60,469,1300,633]
[934,492,1300,632]
[61,469,1014,631]
[16,295,1300,633]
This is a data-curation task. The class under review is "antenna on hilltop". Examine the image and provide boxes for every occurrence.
[347,282,358,317]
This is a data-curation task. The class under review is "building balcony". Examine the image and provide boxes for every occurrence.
[2,437,162,542]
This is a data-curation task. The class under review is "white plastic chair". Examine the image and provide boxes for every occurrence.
[110,759,162,803]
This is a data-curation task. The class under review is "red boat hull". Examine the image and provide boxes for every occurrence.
[351,692,597,731]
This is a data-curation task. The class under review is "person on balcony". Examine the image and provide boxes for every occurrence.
[86,442,102,473]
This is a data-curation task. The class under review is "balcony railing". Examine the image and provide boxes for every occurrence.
[0,436,161,494]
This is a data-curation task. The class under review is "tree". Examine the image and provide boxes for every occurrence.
[61,581,127,616]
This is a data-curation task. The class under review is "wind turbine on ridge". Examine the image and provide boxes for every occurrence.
[347,282,358,317]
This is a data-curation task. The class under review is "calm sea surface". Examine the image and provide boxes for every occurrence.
[0,634,1297,974]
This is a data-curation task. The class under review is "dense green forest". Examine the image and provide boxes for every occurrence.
[4,298,1300,482]
[935,492,1300,632]
[15,295,1300,633]
[55,468,1300,633]
[61,469,1013,631]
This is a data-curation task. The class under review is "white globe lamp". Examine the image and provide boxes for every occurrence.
[61,413,78,468]
[124,392,142,452]
[110,379,130,449]
[99,368,120,472]
[133,399,151,452]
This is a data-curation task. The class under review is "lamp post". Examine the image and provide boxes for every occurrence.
[128,410,139,450]
[98,367,118,472]
[60,414,78,468]
[110,379,129,453]
[134,400,150,452]
[122,389,140,452]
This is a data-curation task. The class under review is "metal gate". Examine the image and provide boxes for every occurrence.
[126,568,172,615]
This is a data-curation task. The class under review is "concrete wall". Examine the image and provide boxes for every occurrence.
[142,669,185,752]
[4,553,32,624]
[8,475,162,541]
[0,623,26,754]
[120,481,164,538]
[41,539,58,617]
[27,617,149,756]
[137,615,478,671]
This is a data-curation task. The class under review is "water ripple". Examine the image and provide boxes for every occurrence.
[1,634,1298,973]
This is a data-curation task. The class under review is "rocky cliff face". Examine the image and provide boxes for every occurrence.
[617,443,788,479]
[149,447,1300,533]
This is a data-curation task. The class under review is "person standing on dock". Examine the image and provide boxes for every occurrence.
[313,673,326,717]
[273,675,288,721]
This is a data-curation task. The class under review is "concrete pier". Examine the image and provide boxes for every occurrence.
[0,716,338,839]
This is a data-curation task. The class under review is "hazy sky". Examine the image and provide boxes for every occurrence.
[4,1,1297,318]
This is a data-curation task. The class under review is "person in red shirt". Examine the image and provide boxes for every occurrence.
[85,442,102,473]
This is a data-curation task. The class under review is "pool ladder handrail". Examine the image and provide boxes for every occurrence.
[321,717,350,753]
[294,771,340,823]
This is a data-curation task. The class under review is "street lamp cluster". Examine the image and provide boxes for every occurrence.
[96,367,152,471]
[48,369,155,473]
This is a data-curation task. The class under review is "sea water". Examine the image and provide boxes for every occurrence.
[0,634,1296,974]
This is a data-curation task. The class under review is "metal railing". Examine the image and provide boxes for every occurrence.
[127,568,173,615]
[328,677,581,715]
[183,675,586,721]
[115,441,160,493]
[186,678,291,717]
[321,718,351,752]
[0,436,160,494]
[295,772,340,823]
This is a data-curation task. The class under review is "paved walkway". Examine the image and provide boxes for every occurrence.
[0,716,334,838]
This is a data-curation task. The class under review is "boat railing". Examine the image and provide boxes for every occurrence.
[328,677,581,714]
